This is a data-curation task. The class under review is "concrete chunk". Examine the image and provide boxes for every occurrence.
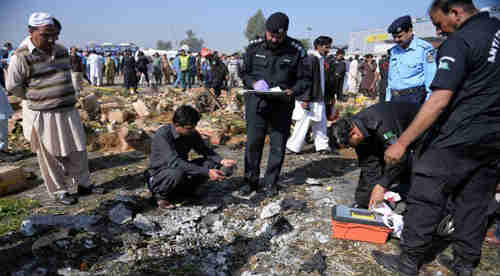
[0,166,26,196]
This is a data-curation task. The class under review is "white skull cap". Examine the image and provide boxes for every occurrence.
[29,12,54,27]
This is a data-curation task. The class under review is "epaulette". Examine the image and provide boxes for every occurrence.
[248,38,264,47]
[14,45,30,57]
[290,40,306,58]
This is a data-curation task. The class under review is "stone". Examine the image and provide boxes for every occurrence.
[260,200,282,219]
[79,110,89,121]
[109,203,133,225]
[132,100,151,117]
[118,126,152,154]
[107,110,129,123]
[133,214,157,233]
[32,230,70,252]
[0,166,26,196]
[301,251,327,274]
[81,94,99,114]
[281,198,307,212]
[20,215,102,236]
[57,268,92,276]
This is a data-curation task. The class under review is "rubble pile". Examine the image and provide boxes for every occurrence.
[7,86,248,155]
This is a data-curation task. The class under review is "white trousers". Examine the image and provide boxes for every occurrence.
[90,65,102,86]
[287,104,329,153]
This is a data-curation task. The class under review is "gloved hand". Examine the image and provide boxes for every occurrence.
[253,80,269,91]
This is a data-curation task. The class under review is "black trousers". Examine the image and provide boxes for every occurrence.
[244,94,293,188]
[402,147,499,266]
[148,158,219,199]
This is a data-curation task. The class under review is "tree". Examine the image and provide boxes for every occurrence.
[245,9,266,41]
[156,40,173,50]
[299,38,312,51]
[179,30,204,53]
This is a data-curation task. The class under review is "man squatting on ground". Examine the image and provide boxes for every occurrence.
[6,12,104,206]
[372,0,500,275]
[332,102,421,209]
[147,105,237,209]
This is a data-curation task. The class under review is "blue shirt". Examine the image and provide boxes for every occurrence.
[386,37,437,101]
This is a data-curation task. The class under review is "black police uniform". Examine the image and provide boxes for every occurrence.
[350,102,420,208]
[241,37,311,195]
[401,12,500,269]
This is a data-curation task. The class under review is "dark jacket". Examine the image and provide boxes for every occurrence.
[206,58,228,93]
[353,102,421,190]
[150,124,223,177]
[296,54,324,103]
[241,37,312,114]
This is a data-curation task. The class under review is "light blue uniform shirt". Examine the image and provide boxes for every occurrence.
[386,37,437,101]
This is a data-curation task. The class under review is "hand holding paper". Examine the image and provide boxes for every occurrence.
[253,80,269,91]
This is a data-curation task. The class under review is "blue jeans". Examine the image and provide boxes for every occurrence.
[0,118,8,151]
[174,71,183,88]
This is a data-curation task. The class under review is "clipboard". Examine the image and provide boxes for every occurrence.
[239,89,289,98]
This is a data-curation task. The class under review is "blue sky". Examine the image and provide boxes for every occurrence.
[0,0,493,52]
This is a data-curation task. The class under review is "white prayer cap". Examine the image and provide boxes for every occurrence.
[28,12,54,27]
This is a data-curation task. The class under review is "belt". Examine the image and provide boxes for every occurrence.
[391,86,425,96]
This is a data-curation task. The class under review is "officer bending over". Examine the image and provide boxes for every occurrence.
[333,102,421,209]
[373,1,500,275]
[148,105,237,209]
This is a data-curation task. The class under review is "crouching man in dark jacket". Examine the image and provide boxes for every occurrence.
[148,105,237,209]
[332,102,421,208]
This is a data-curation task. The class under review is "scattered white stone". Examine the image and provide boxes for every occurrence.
[260,200,282,219]
[108,204,133,225]
[314,232,330,244]
[305,178,321,185]
[133,214,156,232]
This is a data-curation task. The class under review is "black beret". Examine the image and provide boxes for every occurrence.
[266,12,289,34]
[388,15,412,34]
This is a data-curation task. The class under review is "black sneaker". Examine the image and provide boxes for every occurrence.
[438,255,474,276]
[77,185,106,196]
[54,193,78,205]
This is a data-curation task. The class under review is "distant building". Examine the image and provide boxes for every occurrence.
[347,0,499,56]
[347,18,438,56]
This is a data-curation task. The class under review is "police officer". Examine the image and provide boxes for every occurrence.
[332,102,421,209]
[386,15,437,105]
[373,1,500,275]
[240,12,311,197]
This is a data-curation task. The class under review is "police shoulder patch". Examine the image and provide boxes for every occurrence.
[427,49,436,63]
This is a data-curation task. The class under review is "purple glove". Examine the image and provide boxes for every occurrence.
[253,80,269,91]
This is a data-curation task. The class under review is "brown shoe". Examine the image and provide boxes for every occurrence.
[157,199,175,210]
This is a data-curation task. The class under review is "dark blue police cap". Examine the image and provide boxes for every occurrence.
[266,12,289,34]
[388,15,413,34]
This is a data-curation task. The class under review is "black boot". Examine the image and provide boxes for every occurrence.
[240,177,259,196]
[438,254,474,276]
[372,251,419,276]
[264,183,279,197]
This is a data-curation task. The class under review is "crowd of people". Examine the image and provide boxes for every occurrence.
[0,0,499,275]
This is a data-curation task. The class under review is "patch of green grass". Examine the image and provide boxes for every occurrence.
[0,197,40,236]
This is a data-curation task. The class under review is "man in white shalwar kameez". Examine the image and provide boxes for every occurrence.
[347,55,360,94]
[286,36,335,154]
[6,13,104,205]
[87,50,102,86]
